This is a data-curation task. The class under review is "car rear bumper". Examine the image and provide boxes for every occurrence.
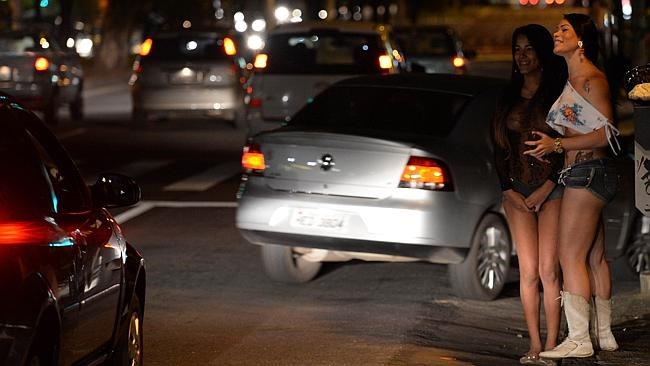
[235,180,486,258]
[135,86,241,117]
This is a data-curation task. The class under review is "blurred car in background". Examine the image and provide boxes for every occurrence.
[236,74,645,300]
[244,21,405,136]
[0,30,84,125]
[391,25,474,75]
[0,94,146,365]
[129,29,246,126]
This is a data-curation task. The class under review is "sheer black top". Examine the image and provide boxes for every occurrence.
[494,96,564,191]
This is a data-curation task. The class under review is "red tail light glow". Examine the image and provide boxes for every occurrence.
[0,221,56,245]
[140,38,153,56]
[399,156,453,191]
[34,57,49,71]
[248,98,262,108]
[242,143,265,173]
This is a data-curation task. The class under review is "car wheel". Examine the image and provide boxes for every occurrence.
[615,214,650,279]
[448,213,511,301]
[261,244,322,283]
[69,88,84,121]
[44,91,60,126]
[112,294,143,366]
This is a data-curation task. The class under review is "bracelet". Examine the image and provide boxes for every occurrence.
[554,138,564,153]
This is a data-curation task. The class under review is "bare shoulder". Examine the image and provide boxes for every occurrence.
[575,71,612,119]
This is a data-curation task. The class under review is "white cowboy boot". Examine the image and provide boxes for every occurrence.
[540,292,594,359]
[593,296,619,351]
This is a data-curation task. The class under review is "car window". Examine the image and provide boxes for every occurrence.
[394,30,456,57]
[146,35,231,61]
[289,85,468,137]
[263,31,386,74]
[0,115,55,220]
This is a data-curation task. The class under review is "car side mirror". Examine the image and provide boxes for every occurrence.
[91,173,141,208]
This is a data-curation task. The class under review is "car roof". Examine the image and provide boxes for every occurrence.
[333,74,506,97]
[269,21,385,35]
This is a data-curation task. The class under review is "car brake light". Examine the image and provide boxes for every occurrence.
[452,56,465,68]
[242,143,265,173]
[399,156,453,191]
[223,37,237,56]
[254,53,268,69]
[0,221,54,245]
[140,38,153,56]
[34,57,49,71]
[378,55,393,70]
[248,98,262,108]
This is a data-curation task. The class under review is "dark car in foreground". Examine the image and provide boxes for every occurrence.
[0,94,145,365]
[235,74,646,300]
[0,30,84,125]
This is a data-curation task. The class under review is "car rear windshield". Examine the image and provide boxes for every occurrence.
[289,85,469,137]
[394,30,456,57]
[263,31,387,74]
[145,35,231,61]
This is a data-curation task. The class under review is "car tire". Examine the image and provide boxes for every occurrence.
[614,213,650,280]
[261,244,322,283]
[448,213,511,301]
[112,294,143,366]
[44,91,60,126]
[69,88,84,122]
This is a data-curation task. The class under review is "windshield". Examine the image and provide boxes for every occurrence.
[393,29,456,57]
[289,85,468,137]
[263,31,386,74]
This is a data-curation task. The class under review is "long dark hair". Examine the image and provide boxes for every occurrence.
[564,13,599,64]
[493,24,567,150]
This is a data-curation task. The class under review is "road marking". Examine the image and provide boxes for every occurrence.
[163,161,241,191]
[82,159,173,184]
[114,200,238,224]
[56,128,87,140]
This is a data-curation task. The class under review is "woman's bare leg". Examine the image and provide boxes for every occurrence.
[537,198,562,350]
[588,220,612,299]
[504,200,543,354]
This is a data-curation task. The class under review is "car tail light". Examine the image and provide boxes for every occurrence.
[399,156,453,191]
[248,98,262,108]
[0,221,57,245]
[254,53,268,69]
[34,57,49,71]
[223,37,237,56]
[452,56,465,68]
[242,143,265,174]
[378,54,393,70]
[140,38,153,56]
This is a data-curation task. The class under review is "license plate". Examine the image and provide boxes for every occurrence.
[290,208,348,231]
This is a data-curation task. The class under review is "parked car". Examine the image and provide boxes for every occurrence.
[0,30,84,125]
[130,29,246,126]
[235,74,646,300]
[391,25,474,74]
[244,21,405,136]
[0,93,145,365]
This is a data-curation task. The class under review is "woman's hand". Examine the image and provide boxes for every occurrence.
[523,131,554,163]
[503,189,533,212]
[524,180,555,212]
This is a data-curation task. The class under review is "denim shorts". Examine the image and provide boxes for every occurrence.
[512,179,564,202]
[558,158,619,203]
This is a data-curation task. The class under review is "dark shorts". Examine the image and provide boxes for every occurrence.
[512,179,564,203]
[558,158,619,203]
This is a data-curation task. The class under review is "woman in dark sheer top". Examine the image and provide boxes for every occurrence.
[492,24,567,365]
